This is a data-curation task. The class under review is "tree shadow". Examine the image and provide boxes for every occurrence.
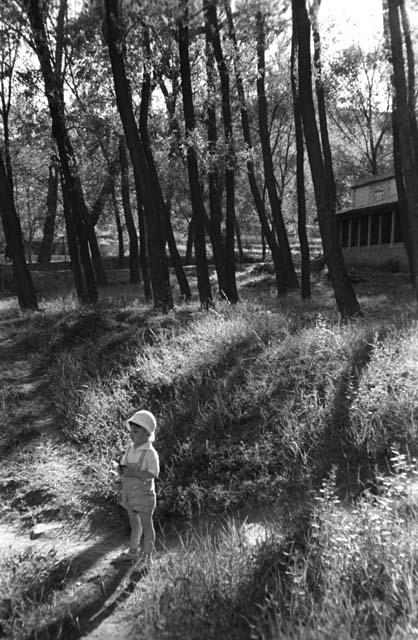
[317,329,386,496]
[22,534,138,640]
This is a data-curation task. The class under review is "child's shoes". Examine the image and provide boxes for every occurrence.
[113,548,139,563]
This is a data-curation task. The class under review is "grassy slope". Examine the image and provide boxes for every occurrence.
[1,267,418,639]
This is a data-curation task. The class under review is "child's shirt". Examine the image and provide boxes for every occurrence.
[121,441,160,488]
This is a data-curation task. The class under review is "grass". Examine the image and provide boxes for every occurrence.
[1,266,418,638]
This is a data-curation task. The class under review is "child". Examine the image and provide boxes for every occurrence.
[118,409,160,564]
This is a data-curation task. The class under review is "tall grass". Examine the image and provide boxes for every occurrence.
[126,453,418,639]
[46,298,418,517]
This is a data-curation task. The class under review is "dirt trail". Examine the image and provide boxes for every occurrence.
[0,304,138,639]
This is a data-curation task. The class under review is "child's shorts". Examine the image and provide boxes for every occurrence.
[122,477,156,513]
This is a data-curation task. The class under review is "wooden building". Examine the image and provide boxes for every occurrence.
[336,173,408,271]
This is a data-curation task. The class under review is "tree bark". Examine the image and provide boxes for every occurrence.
[387,0,418,299]
[24,0,97,304]
[291,10,311,299]
[104,0,172,311]
[203,0,238,302]
[139,23,191,300]
[37,158,58,266]
[111,184,125,267]
[292,0,361,318]
[0,150,37,309]
[119,135,141,284]
[256,9,299,291]
[224,0,287,295]
[178,0,212,308]
[204,13,228,296]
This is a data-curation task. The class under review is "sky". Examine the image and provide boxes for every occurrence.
[320,0,385,50]
[320,0,418,51]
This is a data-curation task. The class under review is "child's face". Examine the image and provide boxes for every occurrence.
[129,423,149,446]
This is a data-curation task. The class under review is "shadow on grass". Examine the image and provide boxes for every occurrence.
[21,534,139,640]
[318,329,387,494]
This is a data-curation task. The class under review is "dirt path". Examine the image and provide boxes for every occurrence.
[0,302,158,639]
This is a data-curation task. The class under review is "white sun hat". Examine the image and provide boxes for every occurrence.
[127,410,157,441]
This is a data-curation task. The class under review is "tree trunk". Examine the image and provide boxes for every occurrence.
[204,15,228,296]
[292,0,361,318]
[256,9,299,291]
[91,149,121,226]
[311,5,337,210]
[25,0,97,304]
[186,217,194,264]
[224,0,287,295]
[291,11,311,299]
[178,0,212,308]
[104,0,172,311]
[235,214,244,263]
[111,184,125,267]
[203,0,238,302]
[0,150,37,309]
[139,24,190,300]
[387,0,418,299]
[37,158,58,266]
[119,135,141,284]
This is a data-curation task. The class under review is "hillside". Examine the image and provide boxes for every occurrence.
[1,266,418,639]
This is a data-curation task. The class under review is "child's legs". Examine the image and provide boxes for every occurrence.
[137,510,155,557]
[127,509,142,552]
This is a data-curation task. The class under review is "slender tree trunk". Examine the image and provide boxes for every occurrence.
[204,0,238,302]
[58,170,87,301]
[139,24,190,300]
[392,105,410,259]
[0,150,37,309]
[24,0,97,304]
[387,0,418,299]
[399,0,418,161]
[224,0,287,295]
[235,214,244,263]
[178,0,212,307]
[291,12,311,299]
[37,158,58,266]
[111,184,125,267]
[293,0,361,318]
[311,4,337,209]
[204,16,228,295]
[135,192,152,301]
[256,8,299,291]
[91,149,121,226]
[186,217,194,264]
[104,0,172,310]
[119,135,140,284]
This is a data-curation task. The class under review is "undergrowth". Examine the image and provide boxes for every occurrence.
[127,452,418,639]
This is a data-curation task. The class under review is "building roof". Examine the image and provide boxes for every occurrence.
[336,200,398,218]
[352,172,395,189]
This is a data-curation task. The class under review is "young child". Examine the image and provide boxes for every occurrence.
[118,409,160,564]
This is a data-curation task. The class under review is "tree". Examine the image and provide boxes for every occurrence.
[104,0,173,311]
[292,0,361,318]
[178,0,212,308]
[24,0,98,303]
[385,0,418,302]
[203,0,238,303]
[37,156,58,266]
[139,21,191,301]
[290,7,310,299]
[118,134,140,284]
[0,148,37,309]
[256,7,299,291]
[327,45,391,178]
[224,0,288,297]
